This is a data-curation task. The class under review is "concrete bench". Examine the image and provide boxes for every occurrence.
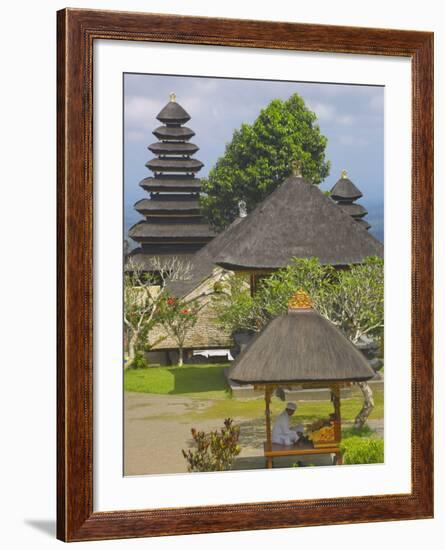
[263,442,342,468]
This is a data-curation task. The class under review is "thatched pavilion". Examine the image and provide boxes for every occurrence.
[214,167,382,291]
[229,290,376,468]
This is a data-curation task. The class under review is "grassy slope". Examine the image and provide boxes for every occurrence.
[124,363,229,399]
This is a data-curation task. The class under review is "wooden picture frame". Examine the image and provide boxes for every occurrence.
[57,8,434,542]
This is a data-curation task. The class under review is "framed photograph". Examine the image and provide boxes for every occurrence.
[57,8,433,542]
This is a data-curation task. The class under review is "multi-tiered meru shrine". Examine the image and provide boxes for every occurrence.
[330,170,371,230]
[129,93,216,267]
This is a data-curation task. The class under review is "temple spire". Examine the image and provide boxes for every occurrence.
[330,170,370,230]
[128,96,215,265]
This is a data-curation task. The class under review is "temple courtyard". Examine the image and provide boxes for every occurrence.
[123,364,383,476]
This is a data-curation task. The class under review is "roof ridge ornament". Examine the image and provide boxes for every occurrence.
[290,159,302,177]
[288,289,313,310]
[169,91,177,102]
[341,169,348,179]
[238,200,247,218]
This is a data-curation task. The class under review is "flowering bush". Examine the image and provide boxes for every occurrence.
[182,418,241,472]
[157,295,200,365]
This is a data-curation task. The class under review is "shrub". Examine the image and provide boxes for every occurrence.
[341,425,375,439]
[131,352,148,369]
[182,418,241,472]
[340,436,384,464]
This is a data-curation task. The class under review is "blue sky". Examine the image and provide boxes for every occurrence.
[124,73,384,242]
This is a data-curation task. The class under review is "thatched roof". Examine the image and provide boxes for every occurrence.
[129,221,216,242]
[139,177,201,193]
[146,158,203,172]
[153,126,195,140]
[168,217,243,298]
[134,198,200,216]
[214,175,383,270]
[126,248,196,271]
[156,100,190,124]
[148,141,199,155]
[337,202,368,218]
[356,219,371,230]
[330,175,363,201]
[229,303,375,384]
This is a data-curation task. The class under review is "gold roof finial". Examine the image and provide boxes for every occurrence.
[169,92,177,102]
[341,169,348,179]
[288,289,313,310]
[291,159,302,177]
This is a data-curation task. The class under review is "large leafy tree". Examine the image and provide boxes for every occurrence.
[200,94,331,229]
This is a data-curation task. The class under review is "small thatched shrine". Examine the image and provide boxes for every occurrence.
[129,93,216,268]
[229,290,375,467]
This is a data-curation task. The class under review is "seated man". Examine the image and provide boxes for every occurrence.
[271,402,304,446]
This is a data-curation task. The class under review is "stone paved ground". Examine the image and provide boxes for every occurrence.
[124,392,384,476]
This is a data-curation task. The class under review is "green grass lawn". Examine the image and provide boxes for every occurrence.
[124,363,229,399]
[191,389,383,422]
[124,363,383,422]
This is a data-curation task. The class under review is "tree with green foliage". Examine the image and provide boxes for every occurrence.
[157,294,201,366]
[200,93,331,230]
[123,257,192,369]
[214,257,384,427]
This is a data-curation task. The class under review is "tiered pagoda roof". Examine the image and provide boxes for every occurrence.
[128,93,216,266]
[330,170,371,230]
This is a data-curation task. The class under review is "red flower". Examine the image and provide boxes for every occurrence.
[180,309,189,315]
[167,297,175,306]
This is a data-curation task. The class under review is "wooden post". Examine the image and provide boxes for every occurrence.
[332,384,341,443]
[265,386,273,468]
[331,384,343,465]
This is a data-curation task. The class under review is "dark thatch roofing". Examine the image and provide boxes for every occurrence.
[134,198,200,215]
[153,126,195,140]
[168,217,243,298]
[156,101,190,124]
[128,221,216,241]
[126,248,196,271]
[228,308,375,384]
[356,219,371,230]
[214,176,383,270]
[139,177,201,193]
[337,202,368,218]
[148,142,199,155]
[330,177,363,201]
[146,158,203,172]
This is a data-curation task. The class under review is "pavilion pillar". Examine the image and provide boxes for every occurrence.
[331,384,341,442]
[331,384,343,465]
[265,386,273,460]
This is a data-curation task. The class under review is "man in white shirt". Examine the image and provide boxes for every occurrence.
[271,402,304,446]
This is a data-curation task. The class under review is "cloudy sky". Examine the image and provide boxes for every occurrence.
[124,73,384,242]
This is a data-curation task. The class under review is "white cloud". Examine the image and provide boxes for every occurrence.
[126,130,146,142]
[307,101,353,126]
[125,96,164,126]
[338,135,369,147]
